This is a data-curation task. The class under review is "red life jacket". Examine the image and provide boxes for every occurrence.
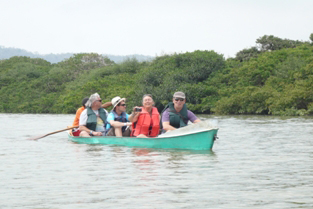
[131,107,160,137]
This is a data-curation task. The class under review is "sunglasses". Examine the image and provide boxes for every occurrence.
[174,98,184,101]
[97,100,102,102]
[118,104,126,106]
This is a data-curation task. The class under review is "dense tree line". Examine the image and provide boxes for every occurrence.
[0,34,312,115]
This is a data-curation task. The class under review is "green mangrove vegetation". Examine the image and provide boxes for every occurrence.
[1,34,313,116]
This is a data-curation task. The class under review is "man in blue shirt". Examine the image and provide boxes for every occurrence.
[106,96,132,136]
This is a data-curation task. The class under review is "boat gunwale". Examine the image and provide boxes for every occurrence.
[68,128,218,140]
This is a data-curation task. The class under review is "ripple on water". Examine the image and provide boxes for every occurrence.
[1,114,313,208]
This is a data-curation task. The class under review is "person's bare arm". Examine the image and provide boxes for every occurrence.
[162,121,176,131]
[101,102,112,109]
[193,119,201,123]
[110,121,132,128]
[79,125,90,133]
[79,125,102,136]
[129,107,140,123]
[129,112,140,123]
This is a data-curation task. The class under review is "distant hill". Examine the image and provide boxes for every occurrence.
[0,46,154,63]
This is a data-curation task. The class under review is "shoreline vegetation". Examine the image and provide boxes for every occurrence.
[1,34,313,116]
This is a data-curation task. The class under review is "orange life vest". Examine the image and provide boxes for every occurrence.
[131,107,160,137]
[72,106,85,126]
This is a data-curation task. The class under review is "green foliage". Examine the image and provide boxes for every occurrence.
[235,34,310,62]
[256,35,309,52]
[212,44,313,115]
[235,47,260,62]
[52,58,143,113]
[134,50,225,111]
[213,86,273,114]
[1,34,313,116]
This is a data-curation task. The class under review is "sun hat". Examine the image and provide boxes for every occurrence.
[173,91,185,99]
[111,96,126,110]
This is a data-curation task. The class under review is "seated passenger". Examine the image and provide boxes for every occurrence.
[106,96,132,137]
[161,91,200,132]
[79,93,108,137]
[129,94,160,138]
[72,97,89,136]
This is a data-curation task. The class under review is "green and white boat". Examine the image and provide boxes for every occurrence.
[68,127,218,150]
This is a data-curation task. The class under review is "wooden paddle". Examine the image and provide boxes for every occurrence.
[28,101,111,141]
[27,125,79,140]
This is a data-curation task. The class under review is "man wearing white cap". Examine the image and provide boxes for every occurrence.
[106,96,132,136]
[79,93,108,137]
[161,91,200,132]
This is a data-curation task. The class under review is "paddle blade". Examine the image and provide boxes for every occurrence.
[27,134,48,141]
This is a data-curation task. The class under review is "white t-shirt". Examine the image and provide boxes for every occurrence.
[79,108,108,133]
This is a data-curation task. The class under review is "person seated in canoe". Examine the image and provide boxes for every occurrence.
[161,91,201,132]
[105,96,132,137]
[72,97,112,136]
[72,97,89,136]
[79,93,108,137]
[129,94,160,138]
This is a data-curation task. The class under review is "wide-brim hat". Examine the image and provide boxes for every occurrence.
[111,96,126,109]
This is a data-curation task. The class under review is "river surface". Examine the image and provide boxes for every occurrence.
[1,113,313,209]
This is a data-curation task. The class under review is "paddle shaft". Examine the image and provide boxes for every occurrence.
[28,101,111,141]
[45,126,78,136]
[28,125,79,140]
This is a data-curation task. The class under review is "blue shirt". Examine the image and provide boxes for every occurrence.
[106,112,129,130]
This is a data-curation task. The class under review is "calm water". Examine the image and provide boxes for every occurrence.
[1,113,313,209]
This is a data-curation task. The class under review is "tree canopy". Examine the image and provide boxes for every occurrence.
[1,34,313,116]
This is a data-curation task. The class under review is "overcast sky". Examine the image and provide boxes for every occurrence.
[1,0,312,58]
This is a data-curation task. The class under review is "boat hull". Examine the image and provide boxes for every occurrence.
[68,129,218,150]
